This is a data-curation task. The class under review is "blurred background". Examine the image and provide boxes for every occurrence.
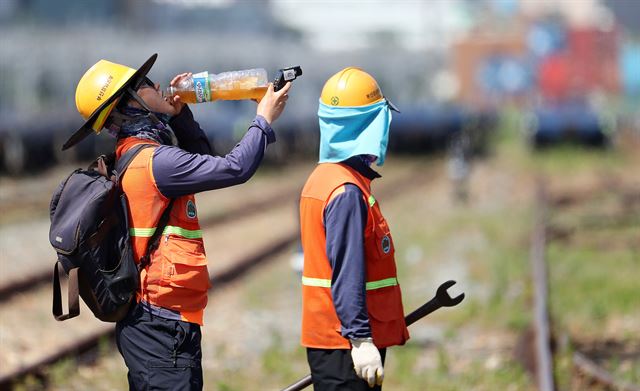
[1,0,638,171]
[0,0,638,390]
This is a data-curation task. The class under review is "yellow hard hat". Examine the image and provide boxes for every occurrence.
[63,54,157,150]
[320,67,399,111]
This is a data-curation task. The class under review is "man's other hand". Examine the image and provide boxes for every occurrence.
[350,338,384,388]
[256,82,291,125]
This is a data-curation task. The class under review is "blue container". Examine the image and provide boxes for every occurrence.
[532,102,606,147]
[620,43,640,97]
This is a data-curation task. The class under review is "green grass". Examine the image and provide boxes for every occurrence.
[384,344,534,391]
[518,112,640,387]
[392,200,534,332]
[548,244,639,327]
[547,190,639,387]
[494,107,629,177]
[379,147,539,388]
[388,110,638,389]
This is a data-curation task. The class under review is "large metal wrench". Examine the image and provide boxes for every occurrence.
[281,280,465,391]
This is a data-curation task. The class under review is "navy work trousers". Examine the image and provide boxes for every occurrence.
[115,303,203,391]
[307,348,387,391]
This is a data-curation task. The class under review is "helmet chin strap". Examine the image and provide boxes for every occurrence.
[125,86,163,126]
[106,110,133,129]
[107,86,178,146]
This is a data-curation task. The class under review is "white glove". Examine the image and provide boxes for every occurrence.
[350,338,384,387]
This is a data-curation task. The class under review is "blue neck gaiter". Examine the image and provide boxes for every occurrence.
[318,99,392,166]
[116,107,176,146]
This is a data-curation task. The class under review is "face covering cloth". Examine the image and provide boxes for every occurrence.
[115,107,177,146]
[318,99,392,166]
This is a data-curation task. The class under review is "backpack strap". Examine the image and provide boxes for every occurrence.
[139,198,175,270]
[84,144,158,249]
[52,261,79,321]
[52,143,169,322]
[114,143,156,180]
[114,143,175,270]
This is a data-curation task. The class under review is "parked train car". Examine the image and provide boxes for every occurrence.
[0,109,82,174]
[524,102,613,148]
[0,27,457,174]
[390,105,497,155]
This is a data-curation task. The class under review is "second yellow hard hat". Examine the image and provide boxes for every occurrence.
[320,67,399,112]
[320,67,384,107]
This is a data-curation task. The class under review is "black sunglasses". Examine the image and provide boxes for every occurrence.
[133,76,155,90]
[117,76,155,110]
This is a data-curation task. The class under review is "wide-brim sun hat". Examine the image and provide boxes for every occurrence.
[63,53,157,150]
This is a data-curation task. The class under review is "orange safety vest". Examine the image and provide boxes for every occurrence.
[299,163,409,349]
[116,138,211,325]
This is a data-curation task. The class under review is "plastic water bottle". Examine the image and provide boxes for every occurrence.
[164,68,268,103]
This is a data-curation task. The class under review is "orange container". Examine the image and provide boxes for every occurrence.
[165,69,268,103]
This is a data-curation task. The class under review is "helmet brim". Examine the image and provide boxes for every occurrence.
[62,53,157,151]
[385,97,401,113]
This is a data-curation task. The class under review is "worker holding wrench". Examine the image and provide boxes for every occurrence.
[298,67,406,390]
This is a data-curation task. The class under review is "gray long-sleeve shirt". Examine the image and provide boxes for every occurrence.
[136,106,274,322]
[152,106,275,198]
[324,156,381,340]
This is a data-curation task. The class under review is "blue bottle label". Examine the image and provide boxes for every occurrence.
[193,72,211,103]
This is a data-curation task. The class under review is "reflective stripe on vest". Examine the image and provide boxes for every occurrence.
[130,225,202,239]
[302,276,398,291]
[130,227,156,237]
[162,225,202,239]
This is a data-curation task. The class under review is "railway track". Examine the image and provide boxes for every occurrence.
[0,234,299,389]
[529,180,555,390]
[0,161,426,390]
[0,161,320,302]
[522,180,640,391]
[0,184,301,302]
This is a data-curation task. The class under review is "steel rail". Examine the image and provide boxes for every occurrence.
[0,233,297,389]
[573,351,640,391]
[530,180,556,391]
[0,185,300,303]
[536,181,639,390]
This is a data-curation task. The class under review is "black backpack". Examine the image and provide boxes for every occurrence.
[49,144,172,322]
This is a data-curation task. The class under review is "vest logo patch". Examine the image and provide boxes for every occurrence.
[186,200,197,219]
[381,235,391,254]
